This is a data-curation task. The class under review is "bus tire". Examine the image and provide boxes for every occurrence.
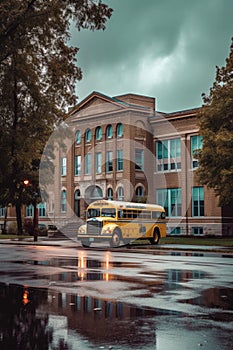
[150,228,160,245]
[110,229,122,248]
[81,240,91,248]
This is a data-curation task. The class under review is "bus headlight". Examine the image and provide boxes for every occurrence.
[78,225,86,235]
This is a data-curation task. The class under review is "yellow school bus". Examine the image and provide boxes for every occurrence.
[77,200,166,247]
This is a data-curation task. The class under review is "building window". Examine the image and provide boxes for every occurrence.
[61,190,67,213]
[106,125,113,139]
[76,130,81,144]
[61,157,67,176]
[107,187,113,200]
[135,149,144,171]
[191,135,203,168]
[136,186,144,202]
[170,227,181,235]
[106,151,113,172]
[116,123,123,138]
[192,227,204,235]
[117,150,123,171]
[96,126,102,141]
[0,207,6,217]
[85,153,92,175]
[157,188,182,217]
[85,128,92,143]
[95,152,102,174]
[192,187,204,217]
[156,138,181,172]
[117,186,124,201]
[26,205,33,217]
[38,203,46,217]
[74,155,81,176]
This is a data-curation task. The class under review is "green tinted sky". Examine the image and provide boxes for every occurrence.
[70,0,233,112]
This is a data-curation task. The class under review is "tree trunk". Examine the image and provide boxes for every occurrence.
[16,200,23,235]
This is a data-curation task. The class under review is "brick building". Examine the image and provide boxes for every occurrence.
[1,91,232,236]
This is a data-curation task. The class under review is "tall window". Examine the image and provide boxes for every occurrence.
[106,151,113,172]
[156,138,181,172]
[107,187,113,200]
[117,150,123,171]
[74,155,81,176]
[61,157,67,176]
[26,205,33,217]
[61,190,67,213]
[192,187,204,217]
[135,149,144,171]
[106,125,113,139]
[116,123,123,138]
[95,152,102,174]
[76,130,81,144]
[85,128,92,143]
[38,203,46,217]
[85,154,92,175]
[117,186,124,201]
[96,126,102,141]
[0,207,6,217]
[191,135,203,168]
[136,186,144,202]
[157,188,182,217]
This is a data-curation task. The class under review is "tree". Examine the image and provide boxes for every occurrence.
[197,38,233,206]
[0,0,112,234]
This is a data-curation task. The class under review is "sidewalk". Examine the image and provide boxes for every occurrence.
[0,236,232,253]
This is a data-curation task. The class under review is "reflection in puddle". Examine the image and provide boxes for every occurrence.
[183,287,233,311]
[0,283,161,349]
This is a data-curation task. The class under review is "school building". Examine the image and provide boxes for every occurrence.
[1,91,232,236]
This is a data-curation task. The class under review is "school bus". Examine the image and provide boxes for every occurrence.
[77,200,166,247]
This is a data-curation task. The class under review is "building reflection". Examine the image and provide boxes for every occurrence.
[45,290,157,346]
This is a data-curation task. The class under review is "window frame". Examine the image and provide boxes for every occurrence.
[74,155,81,176]
[135,149,144,171]
[106,151,113,173]
[156,138,181,172]
[85,153,92,175]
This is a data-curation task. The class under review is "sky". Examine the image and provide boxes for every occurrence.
[70,0,233,112]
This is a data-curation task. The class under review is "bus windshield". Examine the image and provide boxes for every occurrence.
[87,208,100,218]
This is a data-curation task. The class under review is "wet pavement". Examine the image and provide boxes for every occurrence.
[0,243,232,349]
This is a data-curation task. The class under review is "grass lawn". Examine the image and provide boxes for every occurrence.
[160,236,233,247]
[0,234,30,240]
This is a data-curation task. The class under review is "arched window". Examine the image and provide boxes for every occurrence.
[107,187,113,200]
[106,125,113,139]
[96,126,102,141]
[76,130,81,144]
[117,186,124,201]
[61,190,67,212]
[85,129,92,143]
[136,186,144,202]
[116,123,123,138]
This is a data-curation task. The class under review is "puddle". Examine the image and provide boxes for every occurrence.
[183,286,233,311]
[0,283,163,349]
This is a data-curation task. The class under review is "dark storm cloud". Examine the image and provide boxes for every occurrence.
[70,0,233,112]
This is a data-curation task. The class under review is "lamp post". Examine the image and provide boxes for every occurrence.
[23,179,39,242]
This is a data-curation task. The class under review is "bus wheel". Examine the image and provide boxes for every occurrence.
[81,240,90,248]
[150,228,160,245]
[110,230,121,247]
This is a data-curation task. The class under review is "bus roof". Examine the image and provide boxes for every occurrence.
[88,200,165,211]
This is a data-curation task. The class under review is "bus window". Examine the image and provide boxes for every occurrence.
[152,211,160,219]
[102,208,116,218]
[88,208,100,218]
[152,211,166,219]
